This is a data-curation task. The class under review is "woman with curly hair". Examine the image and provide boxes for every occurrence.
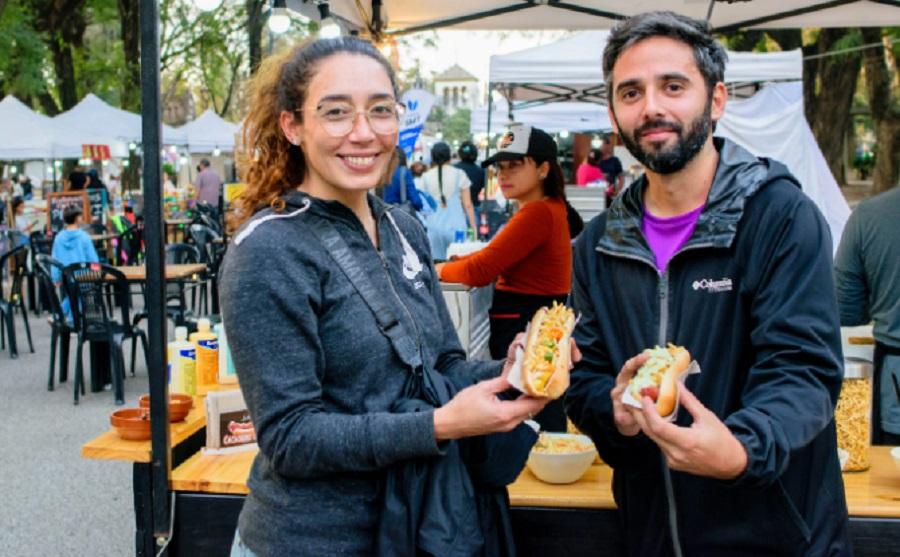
[220,38,569,556]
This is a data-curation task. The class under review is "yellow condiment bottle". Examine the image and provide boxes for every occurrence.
[190,318,219,395]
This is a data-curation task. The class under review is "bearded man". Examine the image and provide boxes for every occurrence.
[564,11,851,557]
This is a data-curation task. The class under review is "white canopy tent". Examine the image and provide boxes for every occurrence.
[288,0,900,37]
[0,95,124,160]
[177,109,240,154]
[716,82,850,250]
[54,93,186,147]
[488,31,803,107]
[470,100,612,134]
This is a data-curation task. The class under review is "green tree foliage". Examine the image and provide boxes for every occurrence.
[0,2,48,100]
[440,108,472,146]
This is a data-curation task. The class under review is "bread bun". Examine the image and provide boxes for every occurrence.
[521,303,576,399]
[628,344,691,416]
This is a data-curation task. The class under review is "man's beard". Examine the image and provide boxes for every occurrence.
[616,100,712,174]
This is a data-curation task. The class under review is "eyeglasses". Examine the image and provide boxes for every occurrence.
[296,100,406,138]
[491,159,526,172]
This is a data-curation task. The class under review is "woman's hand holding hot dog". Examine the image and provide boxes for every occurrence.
[435,335,582,441]
[628,383,748,480]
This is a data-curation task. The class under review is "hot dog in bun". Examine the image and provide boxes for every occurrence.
[521,302,576,399]
[628,344,690,417]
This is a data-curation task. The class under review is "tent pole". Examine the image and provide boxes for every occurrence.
[139,0,171,545]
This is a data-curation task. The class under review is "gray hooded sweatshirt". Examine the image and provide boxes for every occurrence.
[220,191,500,556]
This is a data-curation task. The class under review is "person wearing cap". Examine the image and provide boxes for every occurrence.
[454,140,486,209]
[420,142,477,260]
[436,124,583,432]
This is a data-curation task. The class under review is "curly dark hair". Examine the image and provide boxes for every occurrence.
[232,37,399,227]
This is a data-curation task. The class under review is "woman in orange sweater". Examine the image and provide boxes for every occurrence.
[436,125,583,431]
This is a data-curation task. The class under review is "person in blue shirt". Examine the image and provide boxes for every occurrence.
[51,206,100,318]
[382,147,423,212]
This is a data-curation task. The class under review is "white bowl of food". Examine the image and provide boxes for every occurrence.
[837,448,849,472]
[890,447,900,474]
[527,432,597,484]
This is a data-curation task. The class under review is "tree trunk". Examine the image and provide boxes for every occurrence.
[807,29,863,185]
[861,28,899,193]
[246,0,265,74]
[49,36,78,111]
[872,119,900,193]
[117,0,141,112]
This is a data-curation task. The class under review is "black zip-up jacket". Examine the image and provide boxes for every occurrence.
[565,139,851,556]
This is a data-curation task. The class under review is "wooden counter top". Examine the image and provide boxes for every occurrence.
[81,397,208,463]
[165,446,900,519]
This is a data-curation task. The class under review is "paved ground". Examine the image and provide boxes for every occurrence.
[1,310,138,556]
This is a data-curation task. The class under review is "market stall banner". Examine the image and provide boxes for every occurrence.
[398,89,435,159]
[82,144,111,160]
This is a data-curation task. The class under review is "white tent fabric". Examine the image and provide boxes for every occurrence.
[716,82,850,252]
[470,100,612,134]
[296,1,900,34]
[488,31,802,105]
[177,109,240,154]
[0,95,124,160]
[54,93,187,146]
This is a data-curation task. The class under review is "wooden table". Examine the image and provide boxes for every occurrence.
[114,263,206,282]
[157,446,900,556]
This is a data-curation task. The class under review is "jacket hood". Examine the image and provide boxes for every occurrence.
[600,137,800,260]
[55,229,87,249]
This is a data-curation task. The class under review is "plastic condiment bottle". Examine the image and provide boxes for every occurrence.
[168,326,196,395]
[213,322,237,384]
[190,318,219,394]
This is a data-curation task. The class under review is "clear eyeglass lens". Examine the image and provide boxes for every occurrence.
[315,102,403,137]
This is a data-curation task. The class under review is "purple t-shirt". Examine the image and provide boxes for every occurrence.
[642,205,704,272]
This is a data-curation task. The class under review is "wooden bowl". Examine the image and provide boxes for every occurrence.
[138,393,193,422]
[110,408,151,441]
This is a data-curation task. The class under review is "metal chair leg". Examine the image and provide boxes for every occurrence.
[131,335,138,377]
[3,311,17,359]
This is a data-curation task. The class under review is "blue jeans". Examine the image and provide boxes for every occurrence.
[230,530,258,557]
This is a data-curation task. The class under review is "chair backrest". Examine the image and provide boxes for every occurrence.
[0,245,28,304]
[61,262,131,333]
[166,243,201,265]
[34,254,67,323]
[187,224,221,263]
[114,222,144,265]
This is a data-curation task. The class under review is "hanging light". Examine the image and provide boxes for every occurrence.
[102,160,110,167]
[591,136,601,149]
[213,146,221,157]
[268,0,291,34]
[128,142,137,151]
[316,1,341,38]
[122,159,130,168]
[10,165,18,174]
[193,0,222,12]
[559,130,570,139]
[179,155,188,165]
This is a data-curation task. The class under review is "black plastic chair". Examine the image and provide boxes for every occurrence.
[113,221,144,266]
[28,231,53,314]
[62,262,148,405]
[187,224,221,314]
[35,255,75,391]
[0,245,34,358]
[132,243,202,329]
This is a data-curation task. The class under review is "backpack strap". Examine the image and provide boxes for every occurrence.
[305,212,423,372]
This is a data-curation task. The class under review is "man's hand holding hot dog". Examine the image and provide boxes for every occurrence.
[627,384,748,480]
[610,353,648,438]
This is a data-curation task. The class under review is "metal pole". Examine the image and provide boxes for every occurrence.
[139,0,171,544]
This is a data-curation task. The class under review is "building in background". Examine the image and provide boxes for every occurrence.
[433,64,479,114]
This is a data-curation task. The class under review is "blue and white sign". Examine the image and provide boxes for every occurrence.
[398,89,435,159]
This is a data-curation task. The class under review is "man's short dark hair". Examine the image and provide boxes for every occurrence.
[200,158,211,168]
[63,205,83,225]
[603,11,728,104]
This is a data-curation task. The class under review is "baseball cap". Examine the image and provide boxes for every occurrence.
[481,124,558,168]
